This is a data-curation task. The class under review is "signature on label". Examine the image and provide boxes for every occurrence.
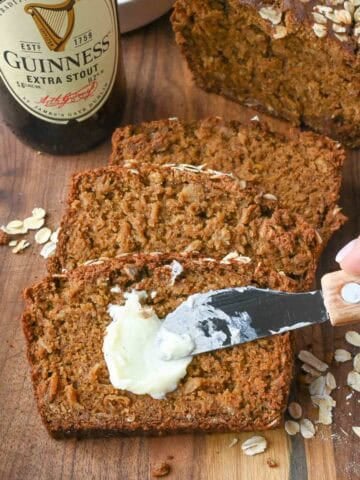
[38,81,98,109]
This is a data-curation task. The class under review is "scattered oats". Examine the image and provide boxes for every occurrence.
[2,224,27,235]
[347,371,360,392]
[302,363,322,377]
[83,259,104,266]
[328,0,344,6]
[241,436,267,456]
[346,392,353,400]
[312,23,327,38]
[335,348,352,362]
[6,220,23,230]
[332,23,347,33]
[312,12,327,24]
[324,10,337,21]
[165,163,204,173]
[259,6,282,25]
[345,331,360,347]
[309,376,327,396]
[325,372,336,391]
[207,168,235,179]
[40,241,57,259]
[123,159,137,168]
[314,5,333,13]
[24,216,45,230]
[263,193,277,201]
[311,395,336,425]
[334,33,349,42]
[354,353,360,373]
[340,427,349,436]
[34,227,51,245]
[273,25,287,39]
[344,0,355,13]
[285,420,300,435]
[50,228,60,243]
[298,350,328,372]
[221,251,251,264]
[334,9,352,24]
[12,239,30,254]
[300,419,316,439]
[8,240,17,247]
[32,207,46,219]
[83,258,100,265]
[168,117,178,121]
[239,179,247,189]
[352,426,360,438]
[110,285,121,293]
[250,115,260,122]
[288,402,303,420]
[228,438,239,448]
[150,291,157,299]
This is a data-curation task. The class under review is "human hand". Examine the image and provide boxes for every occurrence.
[336,237,360,275]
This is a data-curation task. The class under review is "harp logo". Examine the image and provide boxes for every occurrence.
[24,0,76,52]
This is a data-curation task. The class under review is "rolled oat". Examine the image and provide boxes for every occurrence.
[241,436,267,456]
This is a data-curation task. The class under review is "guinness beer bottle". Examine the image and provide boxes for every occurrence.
[0,0,126,154]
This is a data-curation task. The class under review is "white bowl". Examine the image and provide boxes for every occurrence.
[117,0,175,33]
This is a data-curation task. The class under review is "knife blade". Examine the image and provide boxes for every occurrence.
[155,271,360,359]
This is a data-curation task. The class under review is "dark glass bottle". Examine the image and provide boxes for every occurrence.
[0,0,126,155]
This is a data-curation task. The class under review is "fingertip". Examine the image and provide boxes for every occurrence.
[338,237,360,275]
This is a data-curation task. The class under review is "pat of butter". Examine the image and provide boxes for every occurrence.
[103,290,193,399]
[157,328,194,361]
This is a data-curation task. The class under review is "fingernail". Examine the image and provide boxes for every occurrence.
[335,239,357,264]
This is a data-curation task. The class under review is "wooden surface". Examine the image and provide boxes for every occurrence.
[0,14,359,480]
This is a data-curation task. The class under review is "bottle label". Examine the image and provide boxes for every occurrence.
[0,0,119,124]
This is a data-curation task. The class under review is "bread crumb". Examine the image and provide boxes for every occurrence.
[228,437,239,448]
[152,462,171,477]
[0,230,10,245]
[267,458,278,468]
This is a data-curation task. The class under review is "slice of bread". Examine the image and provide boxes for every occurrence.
[110,117,346,242]
[49,163,321,289]
[23,253,297,438]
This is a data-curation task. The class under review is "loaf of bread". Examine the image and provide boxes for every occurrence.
[110,117,346,242]
[49,163,321,288]
[23,254,297,438]
[171,1,360,147]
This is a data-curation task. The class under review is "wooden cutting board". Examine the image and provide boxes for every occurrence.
[0,14,359,480]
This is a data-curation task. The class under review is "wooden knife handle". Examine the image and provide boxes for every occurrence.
[321,271,360,327]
